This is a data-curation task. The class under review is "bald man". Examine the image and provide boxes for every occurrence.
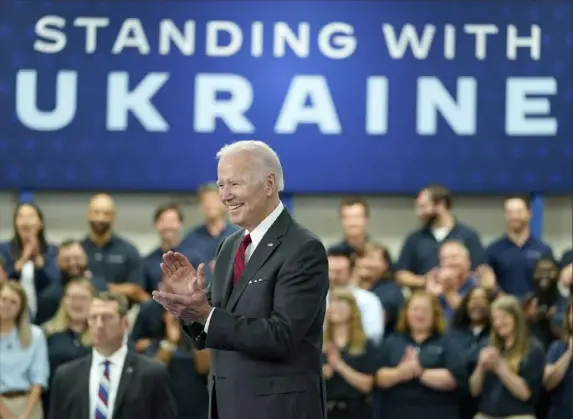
[81,194,148,303]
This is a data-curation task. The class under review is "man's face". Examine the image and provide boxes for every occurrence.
[354,250,386,280]
[88,197,115,235]
[217,153,271,229]
[58,243,88,277]
[439,243,469,278]
[155,209,182,243]
[340,204,368,238]
[88,299,127,349]
[504,198,530,232]
[415,190,439,226]
[199,190,226,221]
[328,255,352,287]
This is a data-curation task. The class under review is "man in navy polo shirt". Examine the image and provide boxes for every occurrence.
[396,185,491,291]
[486,196,553,297]
[143,203,208,294]
[181,182,237,262]
[81,194,147,303]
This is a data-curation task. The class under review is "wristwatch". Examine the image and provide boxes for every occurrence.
[159,340,177,351]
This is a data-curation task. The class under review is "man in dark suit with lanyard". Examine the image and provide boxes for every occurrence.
[153,140,329,419]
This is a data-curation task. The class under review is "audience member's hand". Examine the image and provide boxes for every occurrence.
[478,346,499,371]
[135,339,152,352]
[524,297,538,320]
[425,269,443,295]
[322,364,334,379]
[326,343,342,370]
[400,346,423,379]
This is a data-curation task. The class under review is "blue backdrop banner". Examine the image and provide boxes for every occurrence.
[0,1,571,193]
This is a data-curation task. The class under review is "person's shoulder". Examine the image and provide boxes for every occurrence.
[55,355,89,378]
[132,351,168,375]
[528,337,547,356]
[455,221,480,237]
[30,324,47,341]
[111,234,140,254]
[547,339,567,354]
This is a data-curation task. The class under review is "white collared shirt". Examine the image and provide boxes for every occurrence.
[89,345,128,419]
[205,201,284,331]
[244,201,284,262]
[327,286,385,345]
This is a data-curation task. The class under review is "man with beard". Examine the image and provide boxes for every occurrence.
[81,194,148,304]
[486,196,553,297]
[396,185,491,291]
[35,240,108,324]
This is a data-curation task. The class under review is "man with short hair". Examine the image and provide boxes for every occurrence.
[487,196,554,297]
[48,291,177,419]
[327,249,384,344]
[396,185,491,290]
[153,140,329,419]
[328,197,370,256]
[182,183,238,261]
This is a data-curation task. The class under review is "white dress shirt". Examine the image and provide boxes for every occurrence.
[204,201,285,332]
[327,286,385,345]
[89,345,128,419]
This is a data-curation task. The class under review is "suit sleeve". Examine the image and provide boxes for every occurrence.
[47,368,64,419]
[152,364,178,419]
[204,238,329,360]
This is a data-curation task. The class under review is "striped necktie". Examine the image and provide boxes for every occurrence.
[95,360,111,419]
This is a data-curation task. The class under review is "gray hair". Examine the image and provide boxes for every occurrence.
[216,140,285,192]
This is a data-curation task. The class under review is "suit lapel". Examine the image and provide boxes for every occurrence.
[78,356,91,419]
[221,233,243,307]
[112,352,136,418]
[226,210,292,312]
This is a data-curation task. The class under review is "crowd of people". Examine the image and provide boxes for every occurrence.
[0,184,571,419]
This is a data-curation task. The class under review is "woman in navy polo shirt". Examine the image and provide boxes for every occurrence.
[470,295,545,419]
[322,289,378,419]
[543,301,572,419]
[375,290,466,419]
[448,287,494,419]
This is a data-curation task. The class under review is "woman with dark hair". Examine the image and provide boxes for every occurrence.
[0,203,59,323]
[543,301,572,419]
[448,287,494,419]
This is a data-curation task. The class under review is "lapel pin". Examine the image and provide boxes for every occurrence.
[267,243,273,247]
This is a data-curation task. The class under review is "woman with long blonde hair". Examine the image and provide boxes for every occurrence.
[0,280,49,419]
[42,278,95,368]
[322,288,378,419]
[543,300,572,419]
[470,295,545,419]
[375,290,465,419]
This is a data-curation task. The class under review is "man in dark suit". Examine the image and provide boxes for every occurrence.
[152,140,329,419]
[48,292,177,419]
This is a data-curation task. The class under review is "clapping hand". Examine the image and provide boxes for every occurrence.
[400,346,423,379]
[152,251,211,323]
[326,343,343,370]
[478,346,500,371]
[425,269,443,296]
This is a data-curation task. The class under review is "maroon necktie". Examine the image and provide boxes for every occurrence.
[233,234,252,286]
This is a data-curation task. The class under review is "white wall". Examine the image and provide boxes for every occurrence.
[0,192,571,258]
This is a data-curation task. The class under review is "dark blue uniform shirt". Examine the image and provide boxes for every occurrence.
[322,342,379,400]
[486,235,553,297]
[397,223,485,275]
[182,223,238,261]
[81,235,145,287]
[545,340,572,419]
[477,340,545,417]
[446,326,490,419]
[377,333,467,419]
[369,279,404,335]
[143,246,208,294]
